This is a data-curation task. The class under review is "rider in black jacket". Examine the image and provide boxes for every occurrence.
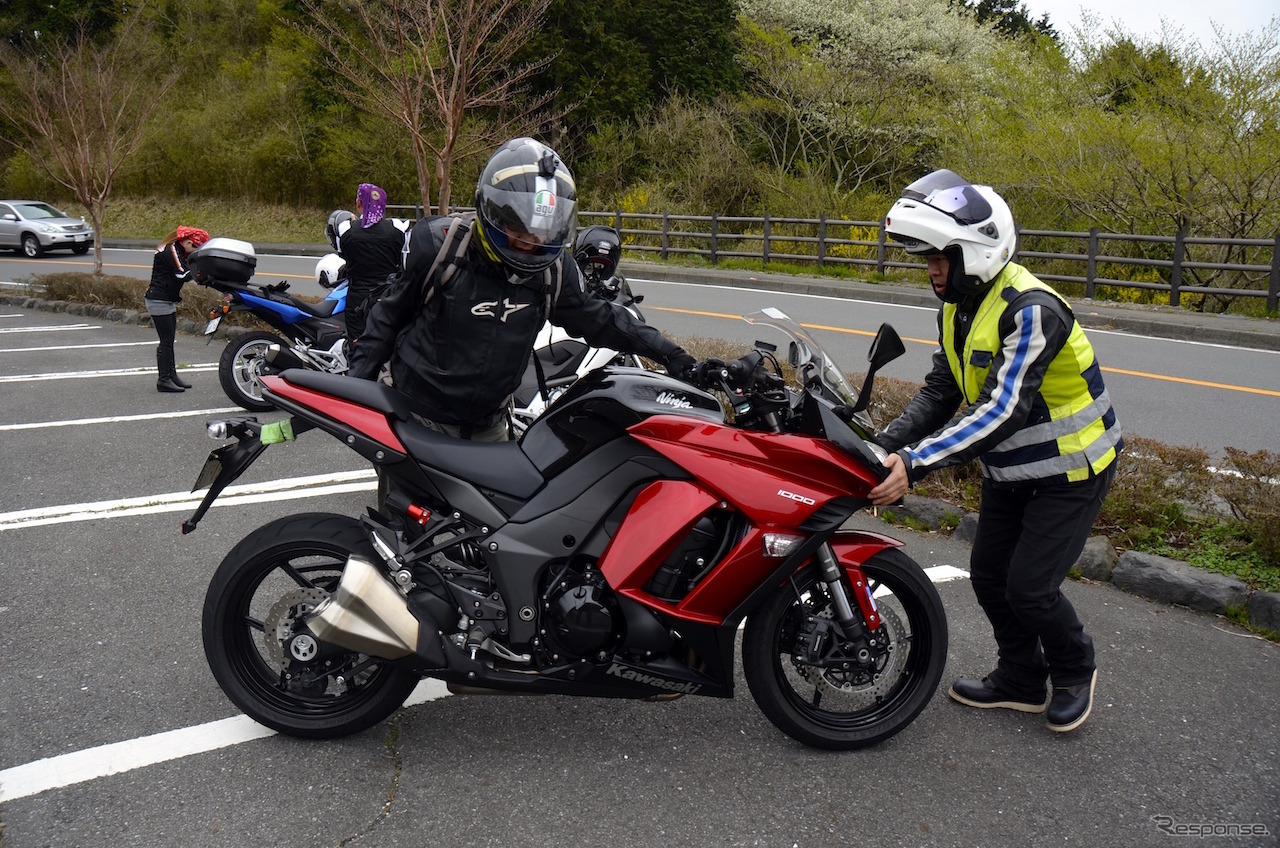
[349,138,693,440]
[339,183,404,343]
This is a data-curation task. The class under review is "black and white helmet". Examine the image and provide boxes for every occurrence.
[326,209,353,253]
[474,138,577,282]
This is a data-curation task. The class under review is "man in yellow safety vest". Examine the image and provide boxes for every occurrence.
[869,169,1123,733]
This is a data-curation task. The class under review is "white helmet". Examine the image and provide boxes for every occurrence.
[314,253,346,289]
[885,169,1016,298]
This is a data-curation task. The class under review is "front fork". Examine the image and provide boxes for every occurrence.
[815,542,881,637]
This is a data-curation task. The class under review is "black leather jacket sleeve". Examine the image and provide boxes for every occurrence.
[877,344,964,454]
[549,261,683,364]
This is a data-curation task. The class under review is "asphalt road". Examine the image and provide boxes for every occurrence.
[5,245,1277,456]
[0,292,1277,847]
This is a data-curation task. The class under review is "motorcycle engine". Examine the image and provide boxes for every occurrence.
[540,563,621,662]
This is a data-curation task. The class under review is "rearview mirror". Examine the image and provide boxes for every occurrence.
[867,324,906,370]
[850,323,905,412]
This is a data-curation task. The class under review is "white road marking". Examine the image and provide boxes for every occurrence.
[0,469,376,531]
[0,680,452,803]
[0,407,241,431]
[0,323,98,334]
[0,341,157,353]
[0,363,219,383]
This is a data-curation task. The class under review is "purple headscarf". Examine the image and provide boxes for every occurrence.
[357,183,387,228]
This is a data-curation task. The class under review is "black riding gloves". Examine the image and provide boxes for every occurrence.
[665,350,697,381]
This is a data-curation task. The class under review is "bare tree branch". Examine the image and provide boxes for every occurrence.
[0,7,179,273]
[298,0,563,213]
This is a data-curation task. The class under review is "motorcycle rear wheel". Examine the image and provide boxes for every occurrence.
[742,549,947,750]
[202,512,420,738]
[218,330,285,412]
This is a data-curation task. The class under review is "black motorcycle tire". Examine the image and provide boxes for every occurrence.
[218,330,286,412]
[742,548,948,750]
[202,512,420,739]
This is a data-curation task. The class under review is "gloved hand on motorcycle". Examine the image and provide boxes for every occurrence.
[665,350,698,382]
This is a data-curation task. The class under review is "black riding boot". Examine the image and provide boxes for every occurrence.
[157,347,185,393]
[170,362,193,389]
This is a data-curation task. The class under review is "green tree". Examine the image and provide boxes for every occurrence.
[950,0,1056,41]
[0,6,181,273]
[735,0,1003,200]
[945,21,1280,311]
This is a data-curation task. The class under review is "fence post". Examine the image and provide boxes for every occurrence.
[877,219,887,276]
[613,210,623,231]
[817,215,827,268]
[1269,233,1279,313]
[710,214,719,266]
[1170,230,1185,307]
[1086,227,1099,300]
[661,212,670,261]
[763,213,771,265]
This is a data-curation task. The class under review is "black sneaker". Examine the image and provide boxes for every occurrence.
[948,675,1047,713]
[1047,669,1097,733]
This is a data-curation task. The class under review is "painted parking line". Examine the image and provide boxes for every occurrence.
[0,407,241,432]
[0,469,376,531]
[0,341,158,353]
[0,363,219,383]
[0,565,968,803]
[0,680,453,803]
[0,323,98,334]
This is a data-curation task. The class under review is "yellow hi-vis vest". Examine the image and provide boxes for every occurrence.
[941,263,1121,483]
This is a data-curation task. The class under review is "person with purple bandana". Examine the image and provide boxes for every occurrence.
[337,182,405,342]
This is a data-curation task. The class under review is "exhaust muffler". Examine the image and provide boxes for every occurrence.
[306,556,420,659]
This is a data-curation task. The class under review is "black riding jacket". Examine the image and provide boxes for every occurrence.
[348,216,683,427]
[144,242,193,302]
[337,217,404,339]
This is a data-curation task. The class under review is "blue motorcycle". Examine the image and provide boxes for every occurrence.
[192,237,349,412]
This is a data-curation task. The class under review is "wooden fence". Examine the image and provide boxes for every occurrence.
[386,205,1280,313]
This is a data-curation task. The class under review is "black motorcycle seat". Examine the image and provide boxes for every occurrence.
[395,424,545,500]
[275,369,544,499]
[282,292,341,318]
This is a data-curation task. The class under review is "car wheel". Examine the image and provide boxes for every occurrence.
[21,234,43,258]
[72,244,90,255]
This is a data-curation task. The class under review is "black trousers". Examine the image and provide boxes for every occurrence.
[970,463,1116,696]
[151,311,177,358]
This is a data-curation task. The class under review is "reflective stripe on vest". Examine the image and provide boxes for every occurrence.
[941,263,1121,483]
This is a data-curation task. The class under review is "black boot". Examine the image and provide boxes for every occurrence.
[170,366,193,389]
[156,348,184,393]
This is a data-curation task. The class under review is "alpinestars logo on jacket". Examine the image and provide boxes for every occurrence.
[471,298,532,322]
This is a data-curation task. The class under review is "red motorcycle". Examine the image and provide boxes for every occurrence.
[183,309,947,750]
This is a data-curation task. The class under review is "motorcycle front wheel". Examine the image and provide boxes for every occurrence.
[742,549,948,750]
[218,330,285,412]
[202,512,420,738]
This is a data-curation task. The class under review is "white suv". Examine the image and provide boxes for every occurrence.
[0,200,96,257]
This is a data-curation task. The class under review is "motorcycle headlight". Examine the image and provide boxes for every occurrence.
[207,421,230,441]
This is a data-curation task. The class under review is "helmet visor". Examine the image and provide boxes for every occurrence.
[901,169,993,225]
[479,176,576,274]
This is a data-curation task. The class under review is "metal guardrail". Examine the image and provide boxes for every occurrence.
[387,205,1280,312]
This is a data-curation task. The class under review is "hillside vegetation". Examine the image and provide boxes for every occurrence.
[1,0,1276,313]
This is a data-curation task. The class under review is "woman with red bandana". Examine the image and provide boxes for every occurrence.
[144,226,210,393]
[338,183,405,343]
